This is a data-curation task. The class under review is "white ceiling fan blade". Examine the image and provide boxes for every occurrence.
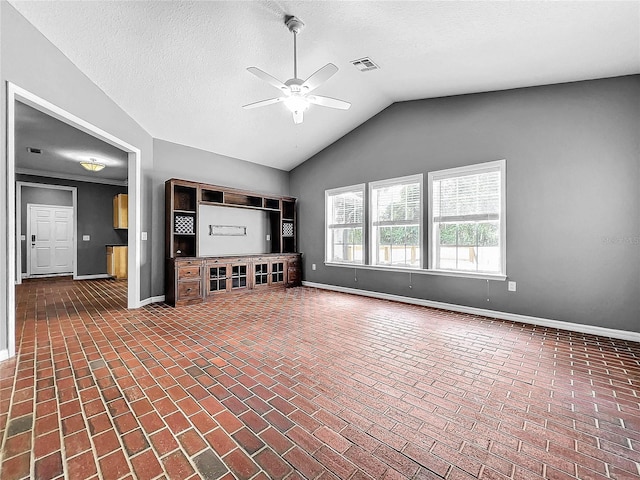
[247,67,289,92]
[307,95,351,110]
[242,97,285,109]
[301,63,338,93]
[293,110,304,124]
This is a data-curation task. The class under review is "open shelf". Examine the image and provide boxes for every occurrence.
[201,188,224,204]
[263,198,280,210]
[173,236,196,257]
[282,200,295,220]
[174,185,197,212]
[225,192,262,208]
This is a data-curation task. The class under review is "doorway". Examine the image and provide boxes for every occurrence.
[26,204,74,277]
[4,82,142,360]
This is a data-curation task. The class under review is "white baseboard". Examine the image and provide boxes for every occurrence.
[302,281,640,344]
[139,295,165,307]
[74,274,111,280]
[0,349,9,361]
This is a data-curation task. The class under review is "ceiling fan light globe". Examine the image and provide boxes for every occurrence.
[284,95,309,113]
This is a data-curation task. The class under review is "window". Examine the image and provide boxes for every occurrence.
[369,175,423,268]
[428,160,505,275]
[325,184,365,264]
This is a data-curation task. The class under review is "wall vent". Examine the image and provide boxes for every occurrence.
[27,147,42,154]
[351,57,379,72]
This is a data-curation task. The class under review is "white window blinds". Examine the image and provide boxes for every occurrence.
[429,160,505,274]
[325,185,365,264]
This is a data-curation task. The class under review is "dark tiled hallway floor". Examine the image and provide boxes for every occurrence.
[1,278,639,479]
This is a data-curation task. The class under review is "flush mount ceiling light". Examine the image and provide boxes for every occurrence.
[80,158,105,172]
[243,15,351,124]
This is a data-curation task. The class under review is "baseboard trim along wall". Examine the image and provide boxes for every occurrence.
[139,295,165,307]
[302,281,640,344]
[75,274,111,280]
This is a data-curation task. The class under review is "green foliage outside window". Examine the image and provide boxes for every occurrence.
[378,225,419,246]
[439,222,499,247]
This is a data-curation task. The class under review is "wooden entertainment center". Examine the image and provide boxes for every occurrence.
[165,178,301,306]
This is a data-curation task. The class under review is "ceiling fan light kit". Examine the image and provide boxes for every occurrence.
[243,15,351,124]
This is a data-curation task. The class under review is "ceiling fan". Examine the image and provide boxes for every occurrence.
[243,16,351,124]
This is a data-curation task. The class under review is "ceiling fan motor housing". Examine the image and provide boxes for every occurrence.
[285,78,307,93]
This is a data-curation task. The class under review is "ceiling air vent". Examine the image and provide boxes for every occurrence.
[27,147,42,154]
[351,57,379,72]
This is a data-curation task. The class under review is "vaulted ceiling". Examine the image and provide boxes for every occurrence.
[9,1,640,171]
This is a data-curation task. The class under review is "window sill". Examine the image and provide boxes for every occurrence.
[324,262,507,281]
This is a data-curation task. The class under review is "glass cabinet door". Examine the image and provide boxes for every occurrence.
[231,264,248,289]
[271,262,285,284]
[254,263,269,286]
[209,266,227,292]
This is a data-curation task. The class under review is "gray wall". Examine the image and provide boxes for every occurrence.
[150,139,290,295]
[290,75,640,334]
[18,176,128,276]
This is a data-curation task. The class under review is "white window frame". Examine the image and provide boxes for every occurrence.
[427,159,506,276]
[325,184,366,265]
[369,174,423,269]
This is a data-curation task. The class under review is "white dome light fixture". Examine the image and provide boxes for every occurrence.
[80,157,106,172]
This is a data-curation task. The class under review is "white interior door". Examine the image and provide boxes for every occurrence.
[27,205,74,276]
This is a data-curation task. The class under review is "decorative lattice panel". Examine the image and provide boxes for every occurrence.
[174,215,194,234]
[282,222,294,238]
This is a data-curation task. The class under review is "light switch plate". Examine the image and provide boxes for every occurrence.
[508,281,517,292]
[141,231,148,241]
[82,235,90,241]
[20,234,26,241]
[266,234,270,241]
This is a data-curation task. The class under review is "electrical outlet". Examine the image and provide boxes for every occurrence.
[312,263,316,271]
[141,231,148,241]
[508,281,517,292]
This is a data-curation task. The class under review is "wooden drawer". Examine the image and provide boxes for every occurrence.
[177,259,201,267]
[178,266,200,279]
[178,280,201,299]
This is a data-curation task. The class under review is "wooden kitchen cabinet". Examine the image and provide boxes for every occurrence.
[113,194,128,229]
[107,246,128,279]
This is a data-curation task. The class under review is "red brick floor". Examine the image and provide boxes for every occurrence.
[1,277,639,480]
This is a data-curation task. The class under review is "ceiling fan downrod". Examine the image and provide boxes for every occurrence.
[285,16,305,80]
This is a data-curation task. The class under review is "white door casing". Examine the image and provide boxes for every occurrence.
[6,82,142,361]
[27,204,74,276]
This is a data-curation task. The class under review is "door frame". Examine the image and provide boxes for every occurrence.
[5,82,142,360]
[25,203,75,277]
[17,184,78,279]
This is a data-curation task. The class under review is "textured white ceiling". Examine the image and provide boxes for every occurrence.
[9,1,640,171]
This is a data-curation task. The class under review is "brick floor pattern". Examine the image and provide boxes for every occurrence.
[1,277,639,480]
